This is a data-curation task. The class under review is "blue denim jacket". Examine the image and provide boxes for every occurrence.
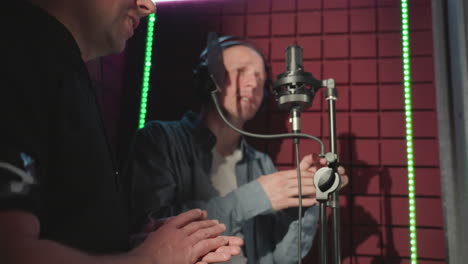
[126,112,318,264]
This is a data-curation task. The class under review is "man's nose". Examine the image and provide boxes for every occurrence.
[136,0,156,17]
[241,67,261,88]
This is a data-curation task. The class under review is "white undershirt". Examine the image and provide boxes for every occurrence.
[210,148,247,264]
[210,148,242,196]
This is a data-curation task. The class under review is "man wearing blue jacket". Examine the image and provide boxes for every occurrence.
[127,36,348,263]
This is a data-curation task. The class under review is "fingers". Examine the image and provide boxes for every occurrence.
[337,166,346,175]
[284,170,314,179]
[299,153,328,170]
[181,219,220,236]
[284,176,315,189]
[340,175,349,188]
[187,223,226,244]
[224,236,244,246]
[337,166,349,188]
[319,157,327,166]
[167,209,205,228]
[199,251,231,263]
[200,210,208,220]
[286,197,317,207]
[267,169,315,181]
[192,236,229,262]
[215,245,241,255]
[287,185,316,197]
[197,237,243,263]
[198,243,242,263]
[299,153,315,170]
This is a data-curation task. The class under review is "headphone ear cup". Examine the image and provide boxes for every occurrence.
[193,62,216,104]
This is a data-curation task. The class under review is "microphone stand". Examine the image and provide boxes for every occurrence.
[273,45,342,264]
[206,36,342,264]
[314,78,342,264]
[325,78,342,264]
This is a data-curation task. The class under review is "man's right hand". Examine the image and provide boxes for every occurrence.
[131,209,243,264]
[257,153,348,212]
[256,153,323,212]
[256,168,317,211]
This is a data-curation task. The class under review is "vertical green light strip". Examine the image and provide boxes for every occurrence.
[138,13,157,129]
[400,1,418,263]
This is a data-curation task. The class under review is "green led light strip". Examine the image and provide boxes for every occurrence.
[138,13,157,129]
[400,1,418,263]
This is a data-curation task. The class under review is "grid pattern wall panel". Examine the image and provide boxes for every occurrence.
[218,0,443,262]
[140,0,443,262]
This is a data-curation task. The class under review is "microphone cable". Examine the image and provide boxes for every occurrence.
[210,91,324,264]
[294,139,303,264]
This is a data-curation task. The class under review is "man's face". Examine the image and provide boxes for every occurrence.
[218,45,266,123]
[80,0,156,56]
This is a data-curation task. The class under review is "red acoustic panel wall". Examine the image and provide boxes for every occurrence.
[132,0,443,262]
[351,34,377,57]
[220,0,443,262]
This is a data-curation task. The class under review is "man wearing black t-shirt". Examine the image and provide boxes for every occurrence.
[0,0,241,263]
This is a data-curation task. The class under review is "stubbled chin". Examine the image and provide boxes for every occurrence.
[238,107,258,121]
[109,40,127,54]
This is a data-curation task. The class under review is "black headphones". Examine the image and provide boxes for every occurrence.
[192,35,272,109]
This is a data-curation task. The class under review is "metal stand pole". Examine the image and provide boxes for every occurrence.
[314,78,341,264]
[325,78,341,264]
[319,202,328,264]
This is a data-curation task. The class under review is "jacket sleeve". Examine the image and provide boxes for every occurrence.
[125,123,273,235]
[270,207,319,264]
[0,61,43,215]
[256,155,319,264]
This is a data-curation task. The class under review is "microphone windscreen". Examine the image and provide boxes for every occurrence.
[286,45,303,73]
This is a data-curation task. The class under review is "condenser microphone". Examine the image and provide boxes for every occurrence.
[273,45,322,110]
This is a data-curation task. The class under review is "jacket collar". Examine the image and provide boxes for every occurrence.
[181,111,260,161]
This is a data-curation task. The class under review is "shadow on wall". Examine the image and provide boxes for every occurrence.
[301,132,400,264]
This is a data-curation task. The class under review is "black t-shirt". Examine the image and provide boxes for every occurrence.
[0,1,131,253]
